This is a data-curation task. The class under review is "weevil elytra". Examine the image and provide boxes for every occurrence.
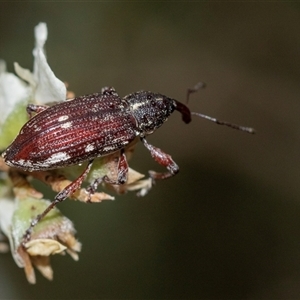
[2,84,255,243]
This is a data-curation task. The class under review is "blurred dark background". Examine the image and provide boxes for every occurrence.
[1,2,300,299]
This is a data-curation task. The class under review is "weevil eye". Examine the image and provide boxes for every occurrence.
[147,94,152,100]
[157,99,165,109]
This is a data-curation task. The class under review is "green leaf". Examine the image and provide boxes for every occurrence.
[0,100,28,150]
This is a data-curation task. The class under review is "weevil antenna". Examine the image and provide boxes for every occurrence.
[186,81,206,104]
[191,112,255,134]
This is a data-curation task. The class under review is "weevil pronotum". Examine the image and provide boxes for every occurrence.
[2,83,255,244]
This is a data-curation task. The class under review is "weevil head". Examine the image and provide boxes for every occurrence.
[124,91,177,135]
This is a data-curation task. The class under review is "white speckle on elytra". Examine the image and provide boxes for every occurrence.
[17,159,26,165]
[103,145,117,152]
[14,159,34,169]
[85,144,95,152]
[12,153,71,171]
[58,115,69,122]
[44,152,71,165]
[60,121,72,129]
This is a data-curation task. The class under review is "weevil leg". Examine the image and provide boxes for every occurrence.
[22,160,94,246]
[141,137,179,181]
[116,150,129,184]
[86,150,129,200]
[26,104,49,118]
[101,86,119,97]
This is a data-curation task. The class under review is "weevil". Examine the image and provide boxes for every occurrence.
[2,84,255,243]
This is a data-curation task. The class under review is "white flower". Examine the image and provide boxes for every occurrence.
[0,23,68,150]
[0,60,29,127]
[15,22,67,104]
[1,22,67,127]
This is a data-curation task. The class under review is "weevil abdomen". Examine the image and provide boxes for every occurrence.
[3,92,138,171]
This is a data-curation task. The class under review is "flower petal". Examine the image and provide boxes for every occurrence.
[34,22,48,51]
[14,62,36,87]
[26,239,67,256]
[31,23,66,104]
[0,60,29,126]
[33,49,66,104]
[31,255,53,281]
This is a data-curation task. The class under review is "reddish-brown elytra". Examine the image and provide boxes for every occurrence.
[2,84,255,244]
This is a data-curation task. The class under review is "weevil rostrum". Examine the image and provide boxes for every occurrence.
[2,84,255,243]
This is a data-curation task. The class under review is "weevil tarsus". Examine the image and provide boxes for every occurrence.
[101,86,119,97]
[26,104,49,118]
[141,137,179,180]
[115,150,129,184]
